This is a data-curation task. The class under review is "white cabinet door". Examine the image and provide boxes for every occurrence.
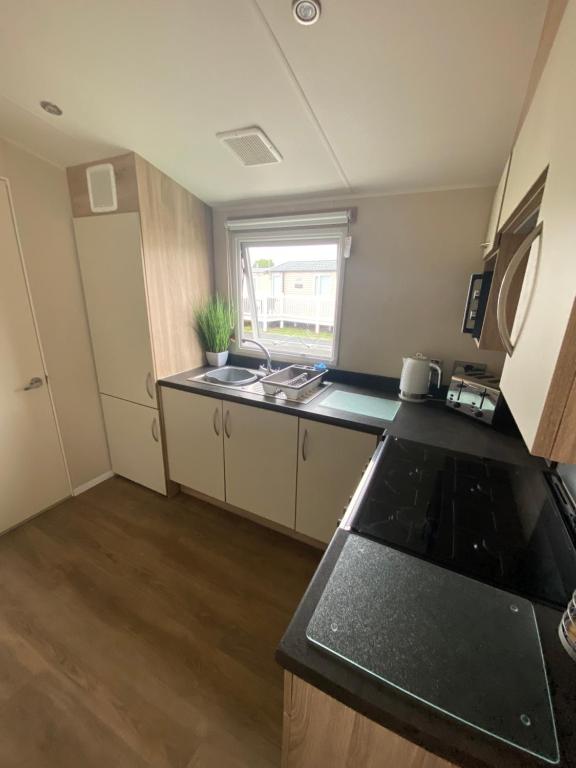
[161,388,225,501]
[224,402,298,528]
[499,2,576,451]
[483,156,510,255]
[101,394,166,494]
[296,420,377,544]
[74,213,156,408]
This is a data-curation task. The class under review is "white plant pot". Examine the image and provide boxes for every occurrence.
[206,350,229,367]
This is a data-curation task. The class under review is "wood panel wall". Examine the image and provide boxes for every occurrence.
[135,155,213,379]
[282,673,456,768]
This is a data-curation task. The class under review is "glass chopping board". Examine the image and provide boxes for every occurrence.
[318,391,401,421]
[307,535,559,764]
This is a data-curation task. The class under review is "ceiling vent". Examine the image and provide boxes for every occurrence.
[217,127,282,166]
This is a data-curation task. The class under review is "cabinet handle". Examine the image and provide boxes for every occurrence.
[302,429,309,461]
[224,410,231,439]
[151,417,160,443]
[213,408,221,436]
[496,222,543,356]
[146,372,155,400]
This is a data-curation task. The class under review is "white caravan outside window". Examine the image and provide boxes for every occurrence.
[226,212,351,364]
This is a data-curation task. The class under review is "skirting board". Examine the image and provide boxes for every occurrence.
[73,470,114,496]
[181,485,326,550]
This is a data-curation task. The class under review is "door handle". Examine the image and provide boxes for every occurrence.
[213,407,221,436]
[301,429,309,461]
[146,372,155,400]
[151,417,160,443]
[24,376,44,391]
[496,222,543,356]
[224,410,231,439]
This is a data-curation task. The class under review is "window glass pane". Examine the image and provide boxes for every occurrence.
[242,242,339,359]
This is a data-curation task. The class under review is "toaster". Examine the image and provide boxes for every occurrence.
[446,371,507,426]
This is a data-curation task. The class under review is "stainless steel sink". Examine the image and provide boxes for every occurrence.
[201,367,258,386]
[189,367,332,404]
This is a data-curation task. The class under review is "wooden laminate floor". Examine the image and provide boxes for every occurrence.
[0,478,321,768]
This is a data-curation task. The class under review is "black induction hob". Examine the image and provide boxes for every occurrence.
[349,436,576,609]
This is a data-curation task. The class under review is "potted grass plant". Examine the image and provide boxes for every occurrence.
[195,295,235,367]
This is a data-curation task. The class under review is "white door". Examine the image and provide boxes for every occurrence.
[161,388,225,501]
[100,394,166,494]
[0,180,69,532]
[296,420,377,543]
[73,213,157,407]
[223,402,298,528]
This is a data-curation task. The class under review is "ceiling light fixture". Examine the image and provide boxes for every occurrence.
[292,0,321,25]
[40,100,63,116]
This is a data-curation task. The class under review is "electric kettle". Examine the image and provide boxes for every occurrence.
[399,353,442,403]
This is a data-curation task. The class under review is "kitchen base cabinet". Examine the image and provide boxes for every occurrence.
[282,673,455,768]
[101,394,166,494]
[296,420,377,543]
[161,388,225,501]
[224,402,298,528]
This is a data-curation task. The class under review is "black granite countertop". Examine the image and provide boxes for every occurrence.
[159,367,542,467]
[160,364,573,764]
[276,528,576,768]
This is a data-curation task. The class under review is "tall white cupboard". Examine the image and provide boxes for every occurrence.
[68,153,213,493]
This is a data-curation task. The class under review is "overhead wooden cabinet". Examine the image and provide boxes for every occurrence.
[296,420,377,543]
[223,402,298,528]
[161,388,225,502]
[69,152,213,493]
[494,1,576,462]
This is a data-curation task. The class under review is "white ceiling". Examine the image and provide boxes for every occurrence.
[0,0,546,205]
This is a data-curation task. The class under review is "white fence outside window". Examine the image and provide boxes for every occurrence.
[243,294,334,332]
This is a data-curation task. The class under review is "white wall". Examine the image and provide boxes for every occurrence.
[0,138,110,489]
[213,188,505,381]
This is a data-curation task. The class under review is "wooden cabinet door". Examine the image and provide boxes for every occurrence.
[74,213,157,408]
[223,402,298,528]
[161,388,225,501]
[283,674,456,768]
[296,420,377,544]
[101,395,166,494]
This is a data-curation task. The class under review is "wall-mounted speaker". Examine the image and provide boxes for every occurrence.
[86,163,118,213]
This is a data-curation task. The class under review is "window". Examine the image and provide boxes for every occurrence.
[315,274,332,296]
[227,212,350,363]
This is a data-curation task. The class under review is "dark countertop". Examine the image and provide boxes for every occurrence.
[160,365,572,765]
[277,528,576,768]
[159,367,542,467]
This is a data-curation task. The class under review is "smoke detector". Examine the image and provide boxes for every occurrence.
[293,0,321,25]
[217,127,283,166]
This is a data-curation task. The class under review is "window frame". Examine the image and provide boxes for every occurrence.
[230,225,348,365]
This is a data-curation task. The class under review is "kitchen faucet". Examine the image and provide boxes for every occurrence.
[241,338,275,373]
